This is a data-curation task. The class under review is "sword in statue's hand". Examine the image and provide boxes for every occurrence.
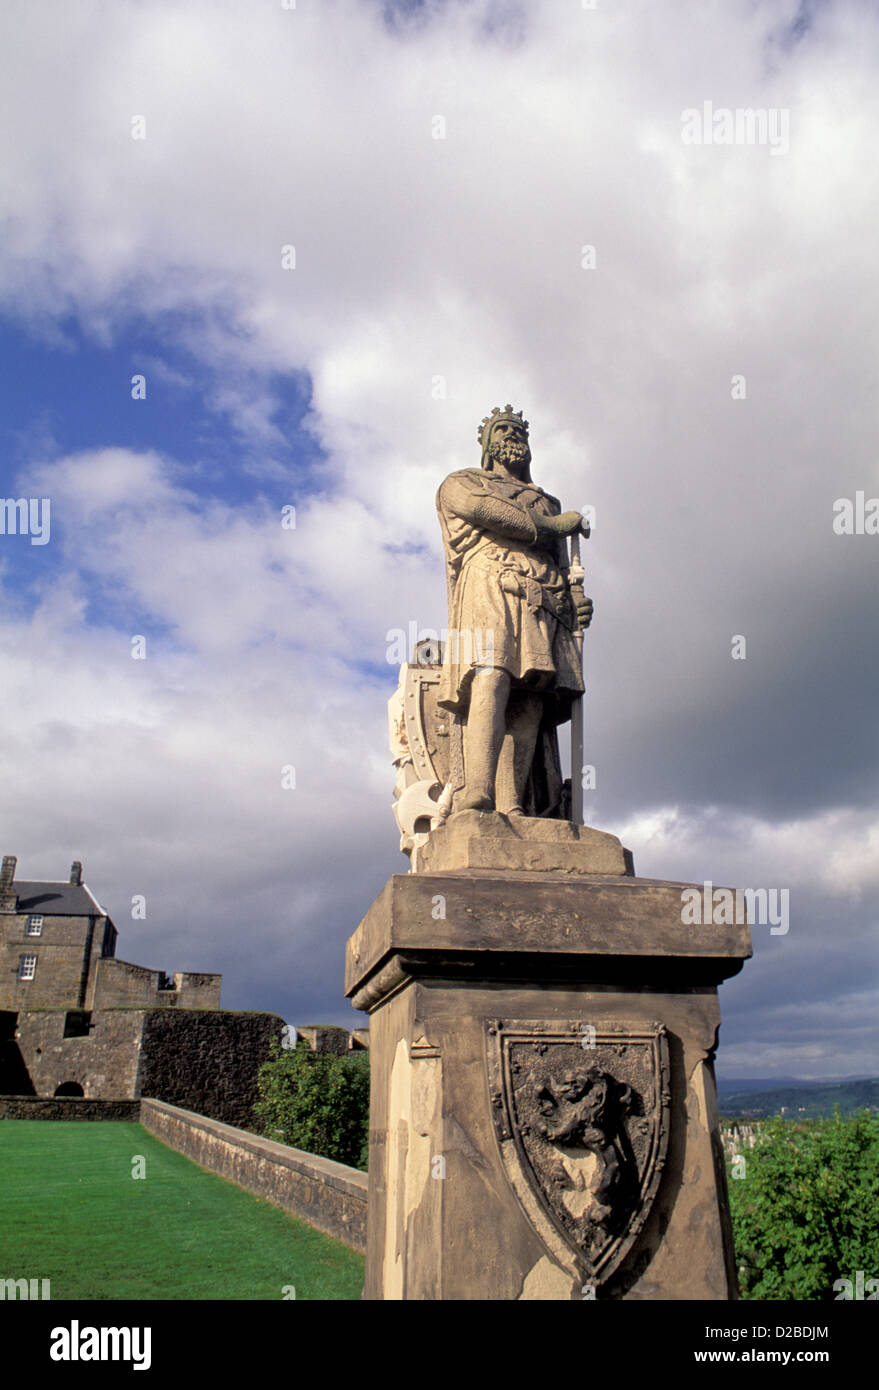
[568,519,591,825]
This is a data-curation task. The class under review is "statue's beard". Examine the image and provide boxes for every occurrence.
[490,438,531,473]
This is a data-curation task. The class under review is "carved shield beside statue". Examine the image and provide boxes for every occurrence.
[389,638,571,862]
[486,1019,670,1288]
[388,641,453,858]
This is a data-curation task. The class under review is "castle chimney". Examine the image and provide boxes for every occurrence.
[0,855,17,913]
[69,861,83,887]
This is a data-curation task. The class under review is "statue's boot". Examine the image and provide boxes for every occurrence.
[458,739,498,812]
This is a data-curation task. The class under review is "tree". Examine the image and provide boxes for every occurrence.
[728,1108,879,1300]
[254,1039,370,1171]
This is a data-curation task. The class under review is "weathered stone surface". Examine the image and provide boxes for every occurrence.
[346,872,751,1007]
[486,1019,671,1287]
[92,959,221,1010]
[9,1008,284,1127]
[137,1009,285,1128]
[434,407,589,820]
[415,809,630,876]
[389,407,595,860]
[297,1024,352,1056]
[140,1098,367,1254]
[358,408,752,1299]
[14,1009,145,1099]
[347,870,750,1300]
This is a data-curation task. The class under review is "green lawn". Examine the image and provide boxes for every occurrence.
[0,1121,364,1300]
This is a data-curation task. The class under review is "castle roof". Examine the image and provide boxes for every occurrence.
[13,880,108,918]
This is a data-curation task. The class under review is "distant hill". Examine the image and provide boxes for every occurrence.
[718,1076,879,1120]
[717,1076,801,1094]
[718,1073,877,1093]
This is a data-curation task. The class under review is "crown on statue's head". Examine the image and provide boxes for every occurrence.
[477,404,529,447]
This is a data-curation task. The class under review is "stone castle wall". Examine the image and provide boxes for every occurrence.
[137,1009,285,1128]
[1,914,99,1010]
[14,1010,145,1098]
[297,1024,356,1056]
[91,958,221,1010]
[3,1007,285,1128]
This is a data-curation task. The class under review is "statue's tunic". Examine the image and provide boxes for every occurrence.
[436,468,584,724]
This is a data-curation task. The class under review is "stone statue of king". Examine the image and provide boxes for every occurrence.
[436,405,592,820]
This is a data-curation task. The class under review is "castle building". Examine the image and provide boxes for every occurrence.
[0,855,282,1124]
[0,854,220,1013]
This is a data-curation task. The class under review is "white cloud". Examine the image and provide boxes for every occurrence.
[611,803,879,903]
[0,448,403,1019]
[0,0,877,1058]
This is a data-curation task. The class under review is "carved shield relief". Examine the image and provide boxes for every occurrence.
[401,655,451,791]
[486,1020,670,1288]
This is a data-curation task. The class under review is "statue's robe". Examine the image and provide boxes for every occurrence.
[435,467,584,817]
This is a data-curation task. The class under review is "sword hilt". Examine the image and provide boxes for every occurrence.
[568,529,586,635]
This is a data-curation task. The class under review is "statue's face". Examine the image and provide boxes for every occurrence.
[488,421,531,476]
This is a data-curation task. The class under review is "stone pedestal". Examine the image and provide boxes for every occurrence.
[346,868,751,1301]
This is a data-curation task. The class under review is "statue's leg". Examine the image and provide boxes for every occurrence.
[495,689,544,816]
[460,669,510,811]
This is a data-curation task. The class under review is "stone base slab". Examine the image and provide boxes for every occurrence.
[346,871,751,1008]
[414,810,631,876]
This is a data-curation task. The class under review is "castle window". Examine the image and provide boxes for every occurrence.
[18,954,37,980]
[26,915,43,936]
[63,1011,92,1039]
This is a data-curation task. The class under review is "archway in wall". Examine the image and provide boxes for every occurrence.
[54,1082,84,1097]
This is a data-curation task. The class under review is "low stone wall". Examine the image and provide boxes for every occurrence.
[140,1098,368,1254]
[0,1095,141,1121]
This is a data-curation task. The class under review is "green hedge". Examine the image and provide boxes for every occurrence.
[728,1108,879,1300]
[255,1039,369,1171]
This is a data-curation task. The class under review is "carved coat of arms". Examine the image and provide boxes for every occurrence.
[486,1020,670,1289]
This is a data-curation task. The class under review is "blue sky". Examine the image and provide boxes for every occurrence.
[0,313,323,506]
[0,307,331,637]
[0,0,877,1082]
